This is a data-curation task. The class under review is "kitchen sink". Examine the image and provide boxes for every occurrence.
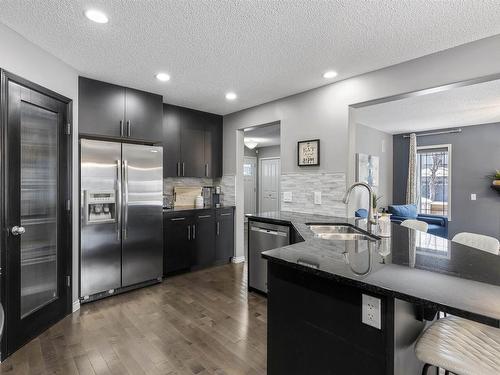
[307,224,379,241]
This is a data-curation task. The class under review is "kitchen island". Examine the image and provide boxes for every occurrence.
[247,211,500,375]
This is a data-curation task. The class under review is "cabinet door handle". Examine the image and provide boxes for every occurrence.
[176,162,180,177]
[192,224,196,240]
[126,120,131,137]
[205,163,209,177]
[120,120,124,137]
[217,222,220,236]
[171,217,185,221]
[187,225,190,240]
[182,162,185,176]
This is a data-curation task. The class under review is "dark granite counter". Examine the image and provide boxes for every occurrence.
[163,205,235,213]
[248,211,500,327]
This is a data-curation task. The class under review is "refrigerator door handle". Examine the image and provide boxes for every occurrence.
[123,160,129,240]
[116,160,122,240]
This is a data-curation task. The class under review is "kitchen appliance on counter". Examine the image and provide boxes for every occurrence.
[248,220,290,293]
[202,186,222,208]
[80,139,163,302]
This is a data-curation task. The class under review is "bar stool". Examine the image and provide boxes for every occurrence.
[415,315,500,375]
[401,219,429,233]
[416,233,500,374]
[452,232,499,255]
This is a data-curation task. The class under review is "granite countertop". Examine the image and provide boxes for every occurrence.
[248,211,500,327]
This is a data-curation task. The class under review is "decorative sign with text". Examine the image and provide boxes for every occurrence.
[297,139,320,166]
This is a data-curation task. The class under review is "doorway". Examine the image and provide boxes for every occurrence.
[1,71,73,358]
[259,157,280,212]
[243,156,257,215]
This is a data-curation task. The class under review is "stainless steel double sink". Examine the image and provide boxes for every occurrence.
[306,223,379,241]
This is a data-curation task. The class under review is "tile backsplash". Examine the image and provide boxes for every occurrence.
[280,172,346,216]
[214,175,236,207]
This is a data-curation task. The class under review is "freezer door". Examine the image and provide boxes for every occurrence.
[80,139,122,297]
[121,143,163,286]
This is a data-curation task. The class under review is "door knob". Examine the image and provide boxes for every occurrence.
[11,226,25,236]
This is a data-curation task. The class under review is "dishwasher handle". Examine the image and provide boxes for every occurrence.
[250,226,288,237]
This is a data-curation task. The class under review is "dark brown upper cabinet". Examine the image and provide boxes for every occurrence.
[163,104,222,178]
[79,77,162,142]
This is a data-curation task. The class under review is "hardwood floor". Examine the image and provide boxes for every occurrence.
[1,263,267,375]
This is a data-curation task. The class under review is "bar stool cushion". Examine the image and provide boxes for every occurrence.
[415,316,500,375]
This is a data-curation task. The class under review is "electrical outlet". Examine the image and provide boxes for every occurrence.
[283,192,293,202]
[362,294,381,329]
[314,191,322,205]
[471,193,477,201]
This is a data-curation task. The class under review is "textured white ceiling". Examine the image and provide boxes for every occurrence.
[1,1,500,115]
[355,78,500,134]
[244,123,280,147]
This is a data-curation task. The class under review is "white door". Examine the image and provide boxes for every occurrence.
[260,158,280,212]
[243,157,257,215]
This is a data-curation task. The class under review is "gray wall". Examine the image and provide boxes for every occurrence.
[223,34,500,177]
[0,22,81,308]
[393,123,500,239]
[257,145,280,160]
[355,123,393,209]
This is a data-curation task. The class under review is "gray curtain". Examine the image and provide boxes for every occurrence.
[406,133,417,204]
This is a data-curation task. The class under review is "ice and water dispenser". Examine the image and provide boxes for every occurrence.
[84,191,117,224]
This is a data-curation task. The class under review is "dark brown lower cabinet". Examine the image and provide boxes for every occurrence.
[164,213,193,275]
[216,208,234,263]
[164,207,234,275]
[192,211,216,269]
[267,262,394,375]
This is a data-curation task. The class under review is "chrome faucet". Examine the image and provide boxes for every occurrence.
[343,182,377,233]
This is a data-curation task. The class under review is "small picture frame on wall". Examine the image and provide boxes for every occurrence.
[297,139,320,166]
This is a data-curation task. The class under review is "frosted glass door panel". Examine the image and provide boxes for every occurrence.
[20,102,58,318]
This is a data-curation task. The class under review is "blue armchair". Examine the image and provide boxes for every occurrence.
[388,204,448,239]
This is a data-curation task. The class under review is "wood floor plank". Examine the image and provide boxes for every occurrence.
[0,264,266,375]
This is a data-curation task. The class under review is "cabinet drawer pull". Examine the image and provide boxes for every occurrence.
[171,217,185,221]
[221,213,232,216]
[198,215,211,219]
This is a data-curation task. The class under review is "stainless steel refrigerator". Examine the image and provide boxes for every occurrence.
[80,139,163,300]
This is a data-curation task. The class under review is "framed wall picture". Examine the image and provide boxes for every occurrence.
[297,139,320,166]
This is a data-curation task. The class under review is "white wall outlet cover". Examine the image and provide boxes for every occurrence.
[283,191,292,202]
[314,191,322,205]
[362,294,382,329]
[470,193,477,200]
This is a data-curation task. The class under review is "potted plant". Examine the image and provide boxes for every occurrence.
[489,170,500,193]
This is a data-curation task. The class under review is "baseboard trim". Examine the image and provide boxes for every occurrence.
[72,300,80,313]
[231,256,245,264]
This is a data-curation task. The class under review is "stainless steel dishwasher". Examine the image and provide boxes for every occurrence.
[249,221,290,294]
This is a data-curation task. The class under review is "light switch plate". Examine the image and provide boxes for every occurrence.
[471,193,477,201]
[283,191,292,202]
[362,294,381,329]
[314,191,321,205]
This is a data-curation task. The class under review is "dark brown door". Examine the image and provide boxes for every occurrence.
[3,73,72,357]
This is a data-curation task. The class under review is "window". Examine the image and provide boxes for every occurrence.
[416,144,451,218]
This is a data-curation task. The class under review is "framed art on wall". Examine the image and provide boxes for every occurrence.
[297,139,320,166]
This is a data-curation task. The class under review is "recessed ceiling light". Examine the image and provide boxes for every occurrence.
[156,73,171,82]
[85,9,109,24]
[225,92,237,101]
[323,71,338,79]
